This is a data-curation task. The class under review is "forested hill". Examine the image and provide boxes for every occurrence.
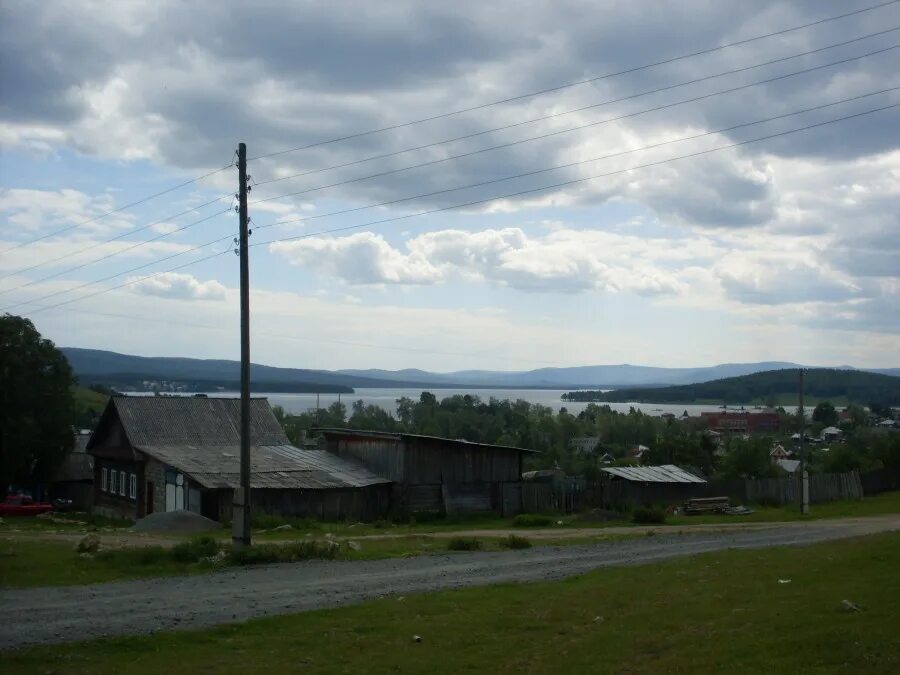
[562,368,900,406]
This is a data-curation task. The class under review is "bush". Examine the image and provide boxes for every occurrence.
[171,536,220,563]
[227,540,339,566]
[513,514,553,527]
[446,537,483,551]
[502,534,532,550]
[632,507,666,524]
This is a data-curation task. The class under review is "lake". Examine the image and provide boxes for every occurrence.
[181,388,791,417]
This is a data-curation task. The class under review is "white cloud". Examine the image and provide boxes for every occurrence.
[0,188,133,235]
[271,226,688,295]
[271,232,442,285]
[129,271,226,301]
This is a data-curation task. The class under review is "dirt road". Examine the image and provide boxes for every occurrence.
[2,515,897,650]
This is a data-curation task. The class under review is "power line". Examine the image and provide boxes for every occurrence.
[8,100,893,318]
[0,191,233,280]
[254,27,900,190]
[6,36,892,309]
[249,88,899,235]
[1,232,235,313]
[0,163,235,254]
[246,0,900,161]
[0,206,234,298]
[252,103,898,250]
[249,42,900,207]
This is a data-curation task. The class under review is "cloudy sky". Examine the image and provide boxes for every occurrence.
[1,0,898,372]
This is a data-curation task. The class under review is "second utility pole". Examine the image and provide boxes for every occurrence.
[233,142,252,550]
[798,368,809,516]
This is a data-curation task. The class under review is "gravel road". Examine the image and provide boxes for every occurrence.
[2,515,897,650]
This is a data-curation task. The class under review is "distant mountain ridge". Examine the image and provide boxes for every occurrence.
[62,347,899,392]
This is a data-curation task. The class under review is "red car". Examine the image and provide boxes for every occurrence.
[0,494,54,516]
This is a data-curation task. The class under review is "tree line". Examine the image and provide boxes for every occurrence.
[277,393,899,482]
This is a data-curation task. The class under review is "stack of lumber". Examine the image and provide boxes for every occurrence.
[682,496,730,515]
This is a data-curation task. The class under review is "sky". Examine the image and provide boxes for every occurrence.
[0,0,898,372]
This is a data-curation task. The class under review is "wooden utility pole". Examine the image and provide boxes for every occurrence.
[798,368,809,515]
[232,142,252,549]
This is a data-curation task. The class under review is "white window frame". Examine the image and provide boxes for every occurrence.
[101,467,108,492]
[129,473,137,500]
[119,470,127,497]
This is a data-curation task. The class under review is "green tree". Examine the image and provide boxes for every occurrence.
[812,401,838,427]
[719,437,779,479]
[1,315,76,491]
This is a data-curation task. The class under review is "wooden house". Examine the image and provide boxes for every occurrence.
[87,396,391,522]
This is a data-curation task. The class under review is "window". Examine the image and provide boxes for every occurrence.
[110,470,117,495]
[119,471,127,497]
[101,467,108,492]
[129,473,137,500]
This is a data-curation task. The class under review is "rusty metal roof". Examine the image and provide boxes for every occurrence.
[315,427,539,454]
[138,444,390,490]
[600,464,706,483]
[89,395,288,449]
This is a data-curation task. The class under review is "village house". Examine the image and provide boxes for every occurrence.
[770,443,790,460]
[87,396,391,522]
[568,436,601,455]
[821,426,843,442]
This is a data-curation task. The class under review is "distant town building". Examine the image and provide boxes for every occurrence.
[701,411,780,434]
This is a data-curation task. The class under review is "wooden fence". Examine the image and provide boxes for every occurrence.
[860,468,900,495]
[720,471,863,506]
[586,470,865,510]
[498,470,871,515]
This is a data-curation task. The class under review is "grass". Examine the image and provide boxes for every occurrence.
[3,533,898,673]
[0,540,220,588]
[0,512,134,533]
[669,490,900,526]
[0,532,633,588]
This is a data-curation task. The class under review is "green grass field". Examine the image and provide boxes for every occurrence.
[3,533,898,674]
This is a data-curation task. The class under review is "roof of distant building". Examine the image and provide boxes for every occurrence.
[600,464,706,483]
[314,427,539,453]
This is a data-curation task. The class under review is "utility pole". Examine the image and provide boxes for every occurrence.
[232,142,252,550]
[798,368,809,515]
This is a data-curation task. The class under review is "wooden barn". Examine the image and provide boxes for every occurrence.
[317,428,536,515]
[87,396,391,522]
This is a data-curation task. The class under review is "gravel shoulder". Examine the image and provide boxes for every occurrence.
[2,514,897,650]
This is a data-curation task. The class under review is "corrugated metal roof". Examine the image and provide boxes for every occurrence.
[91,396,288,448]
[139,444,390,490]
[315,427,539,454]
[601,464,707,483]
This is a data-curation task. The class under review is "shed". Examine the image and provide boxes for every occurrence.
[598,464,707,508]
[317,428,537,515]
[87,396,391,522]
